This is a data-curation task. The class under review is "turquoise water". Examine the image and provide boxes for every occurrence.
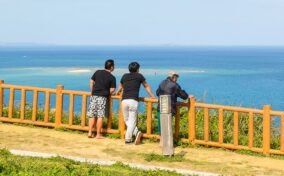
[1,46,284,111]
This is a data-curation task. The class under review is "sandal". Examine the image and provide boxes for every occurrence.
[88,132,95,138]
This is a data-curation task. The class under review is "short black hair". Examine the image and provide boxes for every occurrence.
[128,62,140,73]
[105,59,114,70]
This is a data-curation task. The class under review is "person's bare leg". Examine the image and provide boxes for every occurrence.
[88,117,95,137]
[96,117,105,139]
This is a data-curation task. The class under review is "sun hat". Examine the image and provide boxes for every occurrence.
[168,70,179,77]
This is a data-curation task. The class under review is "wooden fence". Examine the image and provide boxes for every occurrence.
[0,80,284,155]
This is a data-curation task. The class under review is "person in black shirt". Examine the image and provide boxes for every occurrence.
[156,71,194,146]
[116,62,155,144]
[87,59,116,139]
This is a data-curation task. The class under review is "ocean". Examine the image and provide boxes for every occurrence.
[0,46,284,112]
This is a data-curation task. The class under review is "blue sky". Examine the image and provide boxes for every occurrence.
[0,0,283,46]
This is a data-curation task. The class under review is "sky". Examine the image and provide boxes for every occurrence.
[0,0,284,46]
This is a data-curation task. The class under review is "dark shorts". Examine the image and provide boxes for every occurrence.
[87,96,107,118]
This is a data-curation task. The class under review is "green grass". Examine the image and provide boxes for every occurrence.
[54,126,85,134]
[142,153,187,162]
[0,149,183,176]
[236,149,284,160]
[105,133,121,139]
[141,152,218,167]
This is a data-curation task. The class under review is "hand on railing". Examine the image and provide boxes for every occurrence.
[115,90,123,96]
[115,84,123,96]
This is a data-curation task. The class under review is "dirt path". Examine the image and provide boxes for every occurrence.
[1,123,284,175]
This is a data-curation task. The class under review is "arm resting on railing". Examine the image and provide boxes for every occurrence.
[115,84,123,95]
[143,81,155,98]
[110,88,116,95]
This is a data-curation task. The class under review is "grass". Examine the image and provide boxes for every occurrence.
[236,149,284,160]
[54,127,85,134]
[105,133,121,139]
[142,153,187,162]
[141,152,220,168]
[0,148,183,176]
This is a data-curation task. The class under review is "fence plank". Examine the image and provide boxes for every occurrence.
[8,88,15,118]
[107,97,113,129]
[234,112,239,146]
[20,89,26,121]
[1,84,56,93]
[81,95,87,127]
[69,94,74,126]
[263,105,271,155]
[175,106,180,139]
[189,97,196,142]
[281,115,284,152]
[146,102,153,135]
[204,107,209,142]
[218,108,224,144]
[248,112,254,148]
[55,85,64,127]
[196,102,263,114]
[32,90,38,121]
[44,92,50,123]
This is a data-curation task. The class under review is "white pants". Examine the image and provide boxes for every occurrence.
[122,99,139,141]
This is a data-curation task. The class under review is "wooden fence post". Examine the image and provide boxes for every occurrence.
[218,108,224,144]
[0,80,3,117]
[204,107,209,142]
[174,106,180,140]
[281,115,284,152]
[55,85,64,127]
[20,89,26,121]
[8,88,14,118]
[44,92,50,123]
[233,112,239,146]
[119,97,125,139]
[107,96,113,129]
[146,102,153,135]
[81,95,87,127]
[189,97,196,143]
[68,94,74,126]
[248,112,254,148]
[263,105,271,155]
[32,90,38,122]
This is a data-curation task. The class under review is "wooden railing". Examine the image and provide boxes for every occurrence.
[0,80,284,155]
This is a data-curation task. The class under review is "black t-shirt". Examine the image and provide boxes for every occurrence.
[120,73,146,100]
[91,70,116,97]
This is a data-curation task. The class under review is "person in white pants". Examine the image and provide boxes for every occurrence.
[116,62,155,144]
[122,99,140,143]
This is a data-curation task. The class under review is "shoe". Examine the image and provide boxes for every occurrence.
[125,140,133,144]
[134,131,142,145]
